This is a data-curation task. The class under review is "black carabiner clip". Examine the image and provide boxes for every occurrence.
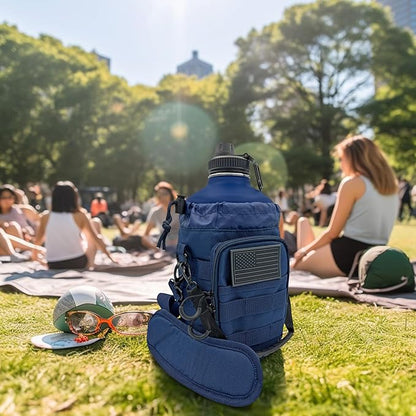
[169,278,183,302]
[179,294,204,321]
[187,324,211,340]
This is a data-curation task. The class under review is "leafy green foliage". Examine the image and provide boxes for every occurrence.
[228,0,416,183]
[0,25,233,198]
[0,24,111,185]
[235,142,288,194]
[360,21,416,180]
[144,73,231,194]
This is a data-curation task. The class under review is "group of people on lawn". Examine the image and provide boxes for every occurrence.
[0,181,179,270]
[0,135,404,278]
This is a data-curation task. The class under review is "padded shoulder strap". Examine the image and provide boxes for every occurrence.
[147,309,263,407]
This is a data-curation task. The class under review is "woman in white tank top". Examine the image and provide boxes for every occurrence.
[291,135,399,278]
[35,181,115,269]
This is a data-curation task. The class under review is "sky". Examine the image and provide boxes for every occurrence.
[0,0,309,86]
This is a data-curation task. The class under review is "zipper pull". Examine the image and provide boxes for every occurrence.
[243,153,263,191]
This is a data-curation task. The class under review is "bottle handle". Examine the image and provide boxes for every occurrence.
[243,153,263,191]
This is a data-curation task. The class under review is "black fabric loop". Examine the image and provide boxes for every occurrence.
[162,220,171,233]
[157,200,177,250]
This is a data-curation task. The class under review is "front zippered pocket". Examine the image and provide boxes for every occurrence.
[210,235,289,349]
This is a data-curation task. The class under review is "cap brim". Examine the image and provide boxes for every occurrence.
[31,332,101,349]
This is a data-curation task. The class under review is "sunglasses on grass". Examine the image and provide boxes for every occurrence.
[65,310,153,336]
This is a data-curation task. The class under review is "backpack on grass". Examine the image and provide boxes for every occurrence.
[357,246,415,293]
[146,144,293,407]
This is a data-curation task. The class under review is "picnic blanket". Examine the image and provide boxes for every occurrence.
[289,267,416,310]
[1,254,415,309]
[0,252,174,304]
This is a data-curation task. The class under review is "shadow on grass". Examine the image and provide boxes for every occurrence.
[256,349,287,415]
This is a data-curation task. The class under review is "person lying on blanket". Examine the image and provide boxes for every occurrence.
[291,135,398,278]
[0,227,45,263]
[35,181,116,270]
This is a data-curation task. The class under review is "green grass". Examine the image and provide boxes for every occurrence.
[387,218,416,260]
[1,221,415,415]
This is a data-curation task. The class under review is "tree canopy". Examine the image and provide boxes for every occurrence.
[2,0,416,203]
[0,24,231,199]
[228,0,416,184]
[360,20,416,178]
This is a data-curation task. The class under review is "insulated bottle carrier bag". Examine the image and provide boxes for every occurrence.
[147,147,293,407]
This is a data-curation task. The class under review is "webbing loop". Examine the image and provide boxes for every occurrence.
[157,200,176,250]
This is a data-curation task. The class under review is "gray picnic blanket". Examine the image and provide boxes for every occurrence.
[1,255,415,309]
[289,263,416,310]
[0,252,174,304]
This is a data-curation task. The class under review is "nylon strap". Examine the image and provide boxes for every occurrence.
[157,200,176,250]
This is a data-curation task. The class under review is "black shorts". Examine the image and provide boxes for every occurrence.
[330,236,374,276]
[48,254,88,270]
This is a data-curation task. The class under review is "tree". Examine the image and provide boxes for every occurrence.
[0,24,116,186]
[0,23,161,199]
[220,61,263,146]
[141,73,232,194]
[229,0,406,182]
[85,82,161,201]
[234,142,288,196]
[360,23,416,179]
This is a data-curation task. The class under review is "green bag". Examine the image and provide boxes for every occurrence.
[358,246,415,293]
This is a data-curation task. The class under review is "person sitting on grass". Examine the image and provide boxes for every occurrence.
[35,181,115,270]
[141,181,179,254]
[112,206,143,240]
[291,135,398,278]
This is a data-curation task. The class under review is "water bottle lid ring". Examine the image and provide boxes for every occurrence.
[208,155,250,176]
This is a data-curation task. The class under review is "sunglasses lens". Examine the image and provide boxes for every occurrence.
[112,312,152,335]
[69,312,99,335]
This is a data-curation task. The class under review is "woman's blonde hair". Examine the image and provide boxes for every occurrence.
[334,135,398,195]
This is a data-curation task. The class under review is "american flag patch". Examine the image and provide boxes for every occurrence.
[230,244,281,286]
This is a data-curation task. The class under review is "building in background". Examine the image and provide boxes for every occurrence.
[377,0,416,34]
[177,50,213,79]
[92,49,111,70]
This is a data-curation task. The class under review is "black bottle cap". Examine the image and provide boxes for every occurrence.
[208,143,250,176]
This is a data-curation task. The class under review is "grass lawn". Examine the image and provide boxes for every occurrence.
[1,220,415,415]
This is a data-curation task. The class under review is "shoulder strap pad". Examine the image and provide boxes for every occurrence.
[147,309,263,407]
